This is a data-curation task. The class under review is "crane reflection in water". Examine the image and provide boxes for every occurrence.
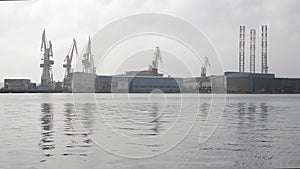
[63,103,94,157]
[39,103,55,161]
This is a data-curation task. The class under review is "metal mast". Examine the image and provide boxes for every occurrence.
[82,36,95,74]
[250,29,256,73]
[63,38,78,77]
[40,29,54,87]
[261,25,268,74]
[239,26,245,72]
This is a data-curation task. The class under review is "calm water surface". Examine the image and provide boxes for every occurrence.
[0,94,299,168]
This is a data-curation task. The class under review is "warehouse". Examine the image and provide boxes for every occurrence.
[72,72,96,93]
[210,75,226,93]
[225,72,275,93]
[96,75,183,93]
[253,78,300,93]
[96,76,131,93]
[4,79,36,91]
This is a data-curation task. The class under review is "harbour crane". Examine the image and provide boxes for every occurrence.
[152,46,163,69]
[63,38,78,78]
[201,56,210,77]
[40,29,54,88]
[82,36,95,74]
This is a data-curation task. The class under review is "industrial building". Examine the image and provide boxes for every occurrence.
[224,72,300,94]
[94,46,185,93]
[225,72,275,93]
[72,72,96,93]
[96,75,182,93]
[224,25,300,94]
[94,47,184,93]
[210,75,226,93]
[253,78,300,93]
[182,77,199,92]
[3,79,36,91]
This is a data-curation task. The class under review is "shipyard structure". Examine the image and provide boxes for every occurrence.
[1,26,300,94]
[223,25,300,94]
[72,46,184,93]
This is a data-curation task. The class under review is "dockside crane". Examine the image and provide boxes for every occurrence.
[148,46,163,75]
[152,46,163,69]
[40,29,54,88]
[201,57,210,77]
[63,38,78,77]
[63,38,78,90]
[82,36,95,74]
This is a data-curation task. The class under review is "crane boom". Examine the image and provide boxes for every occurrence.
[70,38,78,63]
[41,29,47,52]
[49,40,53,57]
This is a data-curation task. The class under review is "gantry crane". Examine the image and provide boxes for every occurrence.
[40,29,54,88]
[201,56,210,77]
[82,36,95,74]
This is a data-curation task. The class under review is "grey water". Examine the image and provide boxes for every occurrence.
[0,94,299,169]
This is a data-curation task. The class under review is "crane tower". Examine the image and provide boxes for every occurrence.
[40,29,54,88]
[63,38,78,77]
[82,36,95,74]
[149,46,163,75]
[152,47,162,69]
[201,57,210,77]
[63,38,78,90]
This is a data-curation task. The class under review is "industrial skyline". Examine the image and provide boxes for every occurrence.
[0,0,300,83]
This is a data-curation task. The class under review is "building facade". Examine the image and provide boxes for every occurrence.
[225,71,275,93]
[4,79,32,91]
[72,72,96,93]
[96,75,183,93]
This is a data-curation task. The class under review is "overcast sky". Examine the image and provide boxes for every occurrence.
[0,0,299,83]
